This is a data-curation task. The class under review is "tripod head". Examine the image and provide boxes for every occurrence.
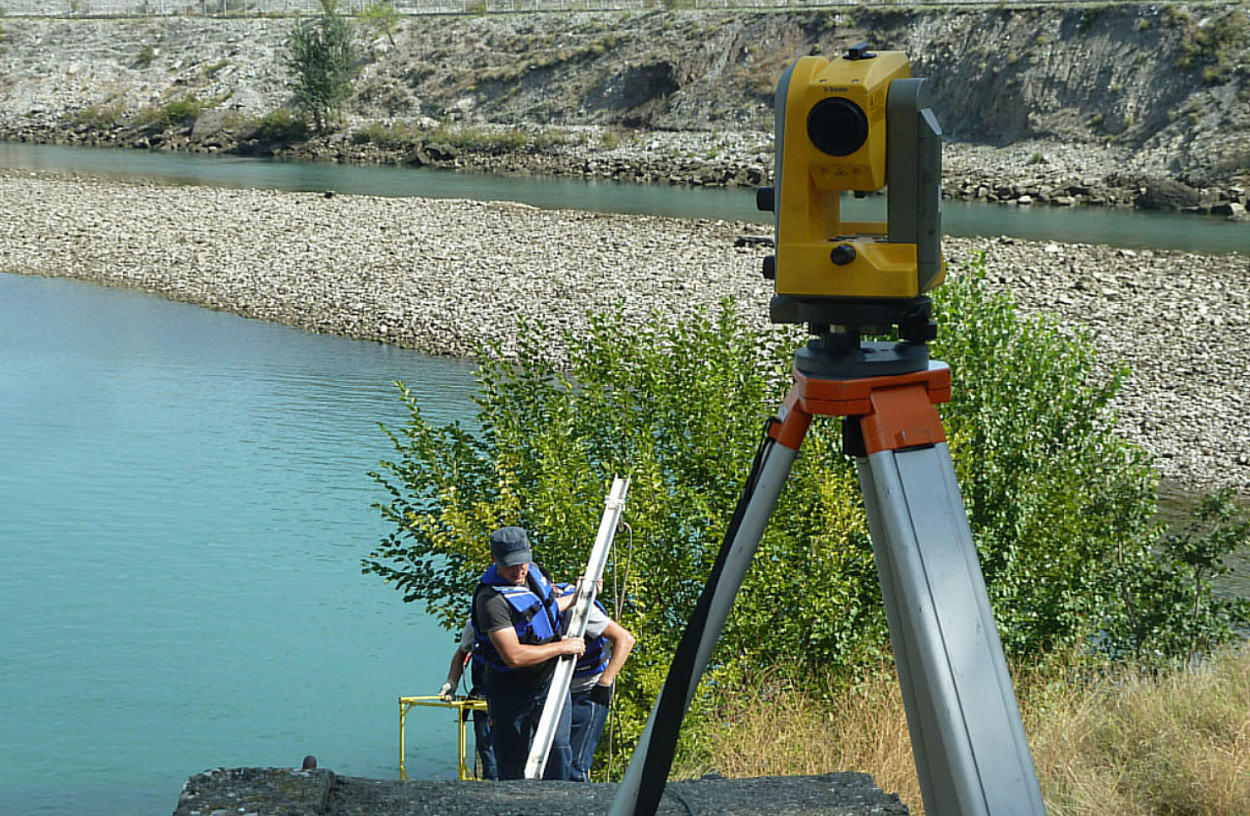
[757,43,944,378]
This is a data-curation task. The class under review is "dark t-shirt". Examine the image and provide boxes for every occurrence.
[473,580,557,689]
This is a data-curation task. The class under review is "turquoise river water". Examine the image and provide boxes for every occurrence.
[0,273,480,815]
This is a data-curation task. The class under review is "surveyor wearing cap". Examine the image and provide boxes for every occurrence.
[471,526,584,780]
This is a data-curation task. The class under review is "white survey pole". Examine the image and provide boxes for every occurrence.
[523,476,630,779]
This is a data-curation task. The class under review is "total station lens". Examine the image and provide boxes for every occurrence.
[807,97,869,157]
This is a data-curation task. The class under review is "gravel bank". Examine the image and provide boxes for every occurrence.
[2,169,1247,496]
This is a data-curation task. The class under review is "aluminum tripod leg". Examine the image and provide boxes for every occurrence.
[859,442,1046,816]
[608,437,800,816]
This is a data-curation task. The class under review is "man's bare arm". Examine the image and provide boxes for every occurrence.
[597,620,636,687]
[488,626,585,668]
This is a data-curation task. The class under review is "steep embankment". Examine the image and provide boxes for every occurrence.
[0,3,1248,198]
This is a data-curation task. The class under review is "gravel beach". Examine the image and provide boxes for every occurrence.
[2,168,1247,496]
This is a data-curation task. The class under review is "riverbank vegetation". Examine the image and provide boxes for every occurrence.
[366,252,1249,812]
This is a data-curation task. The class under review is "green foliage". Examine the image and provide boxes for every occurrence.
[285,0,356,133]
[1176,7,1247,81]
[1107,488,1250,667]
[350,120,417,148]
[257,107,309,141]
[366,253,1239,770]
[931,258,1158,655]
[137,43,157,69]
[358,0,400,48]
[134,96,208,130]
[427,122,572,153]
[73,103,125,130]
[366,303,884,757]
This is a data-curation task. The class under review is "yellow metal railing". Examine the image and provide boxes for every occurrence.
[398,695,488,781]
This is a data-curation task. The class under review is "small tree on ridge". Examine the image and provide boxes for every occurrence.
[285,0,357,133]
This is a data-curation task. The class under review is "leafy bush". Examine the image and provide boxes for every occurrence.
[134,96,207,130]
[930,258,1158,655]
[256,107,308,141]
[1106,488,1250,666]
[137,43,156,69]
[285,0,356,133]
[350,121,417,148]
[73,103,125,130]
[366,253,1244,770]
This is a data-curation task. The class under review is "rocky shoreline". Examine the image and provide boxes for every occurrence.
[2,168,1247,497]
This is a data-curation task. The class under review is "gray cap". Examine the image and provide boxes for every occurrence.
[489,526,532,567]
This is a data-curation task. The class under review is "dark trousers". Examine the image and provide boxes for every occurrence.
[569,688,611,782]
[485,675,574,780]
[472,707,497,780]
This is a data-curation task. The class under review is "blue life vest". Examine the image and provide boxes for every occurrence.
[472,563,561,673]
[574,616,611,680]
[555,582,611,679]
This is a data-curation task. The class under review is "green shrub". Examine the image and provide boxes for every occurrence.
[931,259,1156,655]
[137,43,156,69]
[366,254,1239,769]
[350,121,417,148]
[285,0,356,132]
[134,96,206,130]
[426,123,558,153]
[257,107,308,141]
[74,103,125,130]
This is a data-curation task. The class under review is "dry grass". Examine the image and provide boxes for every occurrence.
[681,646,1250,816]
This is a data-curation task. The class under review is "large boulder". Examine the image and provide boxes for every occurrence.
[1136,178,1201,210]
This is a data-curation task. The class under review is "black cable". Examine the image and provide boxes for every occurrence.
[630,419,778,816]
[606,520,633,782]
[664,787,699,816]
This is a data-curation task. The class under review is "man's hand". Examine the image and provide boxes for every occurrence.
[589,682,613,706]
[575,577,604,598]
[438,681,455,701]
[559,636,586,657]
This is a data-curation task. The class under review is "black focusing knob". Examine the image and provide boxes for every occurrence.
[830,244,857,266]
[762,255,776,280]
[756,186,775,212]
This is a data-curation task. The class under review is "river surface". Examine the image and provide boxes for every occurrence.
[2,141,1248,254]
[2,141,1247,816]
[0,273,480,816]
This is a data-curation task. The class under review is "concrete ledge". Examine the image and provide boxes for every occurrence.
[172,767,910,816]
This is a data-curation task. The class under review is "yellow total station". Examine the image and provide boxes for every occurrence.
[760,43,944,338]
